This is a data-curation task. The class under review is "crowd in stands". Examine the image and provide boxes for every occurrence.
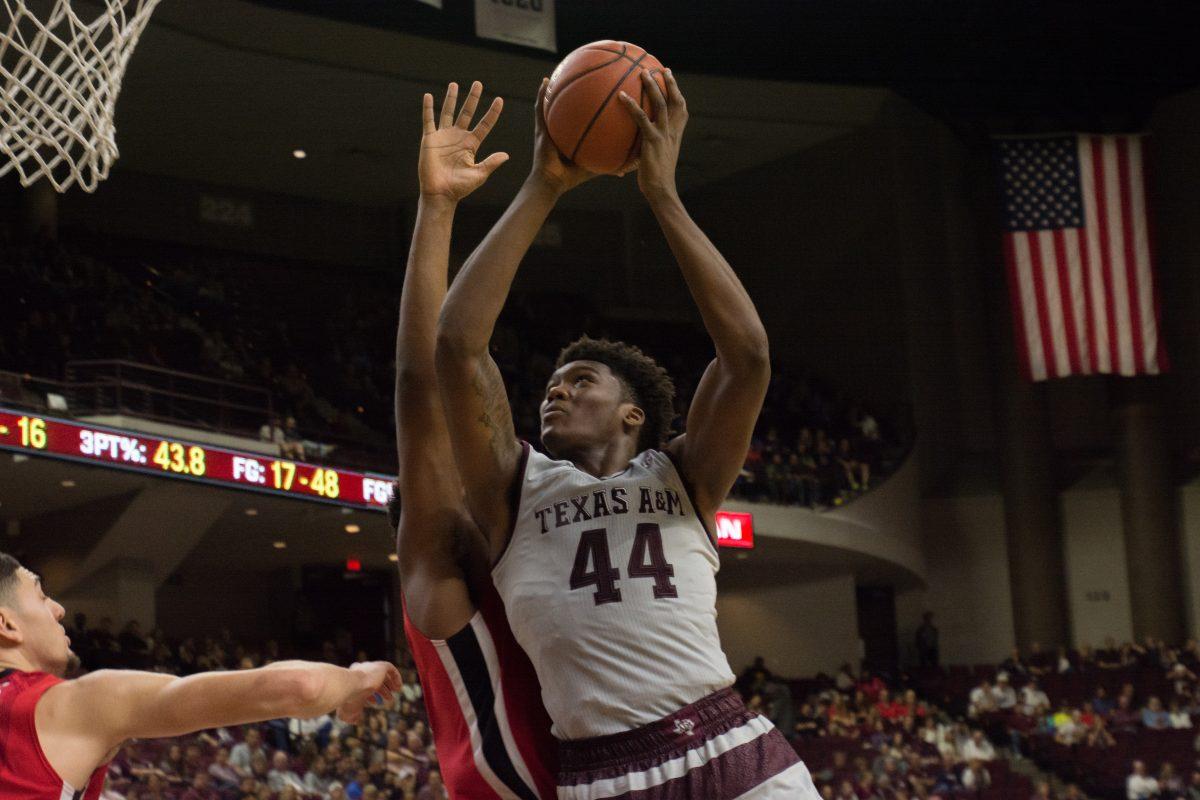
[65,612,444,800]
[945,637,1200,799]
[738,657,1042,799]
[2,229,907,507]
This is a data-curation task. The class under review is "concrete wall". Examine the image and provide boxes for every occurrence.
[1061,481,1135,647]
[716,572,859,678]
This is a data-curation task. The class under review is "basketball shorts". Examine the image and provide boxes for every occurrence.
[555,687,820,799]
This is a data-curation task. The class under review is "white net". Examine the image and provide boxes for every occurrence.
[1,0,161,193]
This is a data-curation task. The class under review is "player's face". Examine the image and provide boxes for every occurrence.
[3,568,73,676]
[540,361,634,457]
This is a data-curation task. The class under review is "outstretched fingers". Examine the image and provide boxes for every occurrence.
[421,93,436,136]
[471,96,504,144]
[456,80,483,129]
[439,82,459,129]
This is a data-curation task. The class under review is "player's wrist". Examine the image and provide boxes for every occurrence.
[418,192,460,211]
[524,172,568,200]
[644,184,681,209]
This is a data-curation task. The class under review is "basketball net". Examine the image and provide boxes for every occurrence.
[0,0,161,193]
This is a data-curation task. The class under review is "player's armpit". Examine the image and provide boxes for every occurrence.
[667,354,769,516]
[434,343,523,558]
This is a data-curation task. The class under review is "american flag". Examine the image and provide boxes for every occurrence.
[995,134,1167,381]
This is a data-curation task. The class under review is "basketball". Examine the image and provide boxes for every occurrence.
[543,40,668,175]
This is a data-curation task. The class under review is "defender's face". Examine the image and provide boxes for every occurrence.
[540,361,632,457]
[1,568,72,676]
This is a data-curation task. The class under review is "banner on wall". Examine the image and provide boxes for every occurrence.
[474,0,556,53]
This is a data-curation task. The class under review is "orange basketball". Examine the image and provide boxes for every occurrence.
[543,41,668,175]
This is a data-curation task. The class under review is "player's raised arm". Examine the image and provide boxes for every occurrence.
[395,82,506,637]
[436,78,594,557]
[39,660,400,788]
[618,70,770,518]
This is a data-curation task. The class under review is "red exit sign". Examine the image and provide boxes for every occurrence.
[715,511,754,549]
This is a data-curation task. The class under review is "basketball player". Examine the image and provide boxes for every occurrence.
[389,80,557,799]
[434,71,818,799]
[0,551,400,799]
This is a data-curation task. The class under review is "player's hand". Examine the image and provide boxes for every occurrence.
[530,77,596,195]
[419,81,509,202]
[336,661,402,724]
[618,68,686,204]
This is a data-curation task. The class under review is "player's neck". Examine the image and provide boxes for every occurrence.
[0,651,37,673]
[563,440,638,479]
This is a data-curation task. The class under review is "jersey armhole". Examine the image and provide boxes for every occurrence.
[491,440,532,571]
[29,677,84,796]
[662,448,719,552]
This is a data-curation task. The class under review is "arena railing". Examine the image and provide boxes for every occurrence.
[63,360,273,437]
[4,363,394,473]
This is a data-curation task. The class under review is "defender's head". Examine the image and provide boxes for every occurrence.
[540,337,675,461]
[0,553,73,676]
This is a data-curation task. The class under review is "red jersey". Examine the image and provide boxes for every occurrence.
[404,582,557,799]
[0,669,109,800]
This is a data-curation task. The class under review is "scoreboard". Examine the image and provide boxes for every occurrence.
[0,406,754,547]
[0,407,394,511]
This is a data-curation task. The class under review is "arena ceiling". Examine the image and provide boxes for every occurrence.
[103,0,890,207]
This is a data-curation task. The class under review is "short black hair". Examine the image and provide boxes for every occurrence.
[386,482,401,531]
[0,552,21,605]
[555,336,676,452]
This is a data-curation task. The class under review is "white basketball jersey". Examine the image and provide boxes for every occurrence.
[492,445,735,740]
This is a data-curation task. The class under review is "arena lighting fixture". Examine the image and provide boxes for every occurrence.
[292,149,307,160]
[244,508,258,516]
[272,541,287,549]
[345,558,362,572]
[388,553,399,562]
[60,479,75,487]
[344,524,360,534]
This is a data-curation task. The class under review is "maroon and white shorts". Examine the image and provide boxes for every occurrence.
[555,688,819,800]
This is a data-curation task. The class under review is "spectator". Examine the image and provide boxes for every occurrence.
[1170,699,1194,729]
[961,730,996,761]
[1092,685,1115,715]
[961,759,992,790]
[260,415,286,454]
[417,770,449,800]
[969,678,997,718]
[1110,694,1141,734]
[1030,780,1053,799]
[1085,715,1117,749]
[1019,677,1051,717]
[1189,770,1200,800]
[1128,760,1160,800]
[281,415,305,460]
[915,612,939,668]
[230,727,267,777]
[179,772,219,800]
[1162,763,1185,796]
[1143,695,1171,730]
[992,673,1017,710]
[207,747,240,792]
[834,663,856,692]
[267,750,306,793]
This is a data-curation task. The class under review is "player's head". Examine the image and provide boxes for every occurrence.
[0,552,74,676]
[541,336,675,460]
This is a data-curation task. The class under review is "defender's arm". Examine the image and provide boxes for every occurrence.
[396,83,505,638]
[38,661,400,787]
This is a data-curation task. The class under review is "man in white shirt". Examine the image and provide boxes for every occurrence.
[961,730,996,761]
[991,673,1017,710]
[969,679,998,718]
[1127,760,1160,799]
[229,727,267,777]
[1019,677,1051,717]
